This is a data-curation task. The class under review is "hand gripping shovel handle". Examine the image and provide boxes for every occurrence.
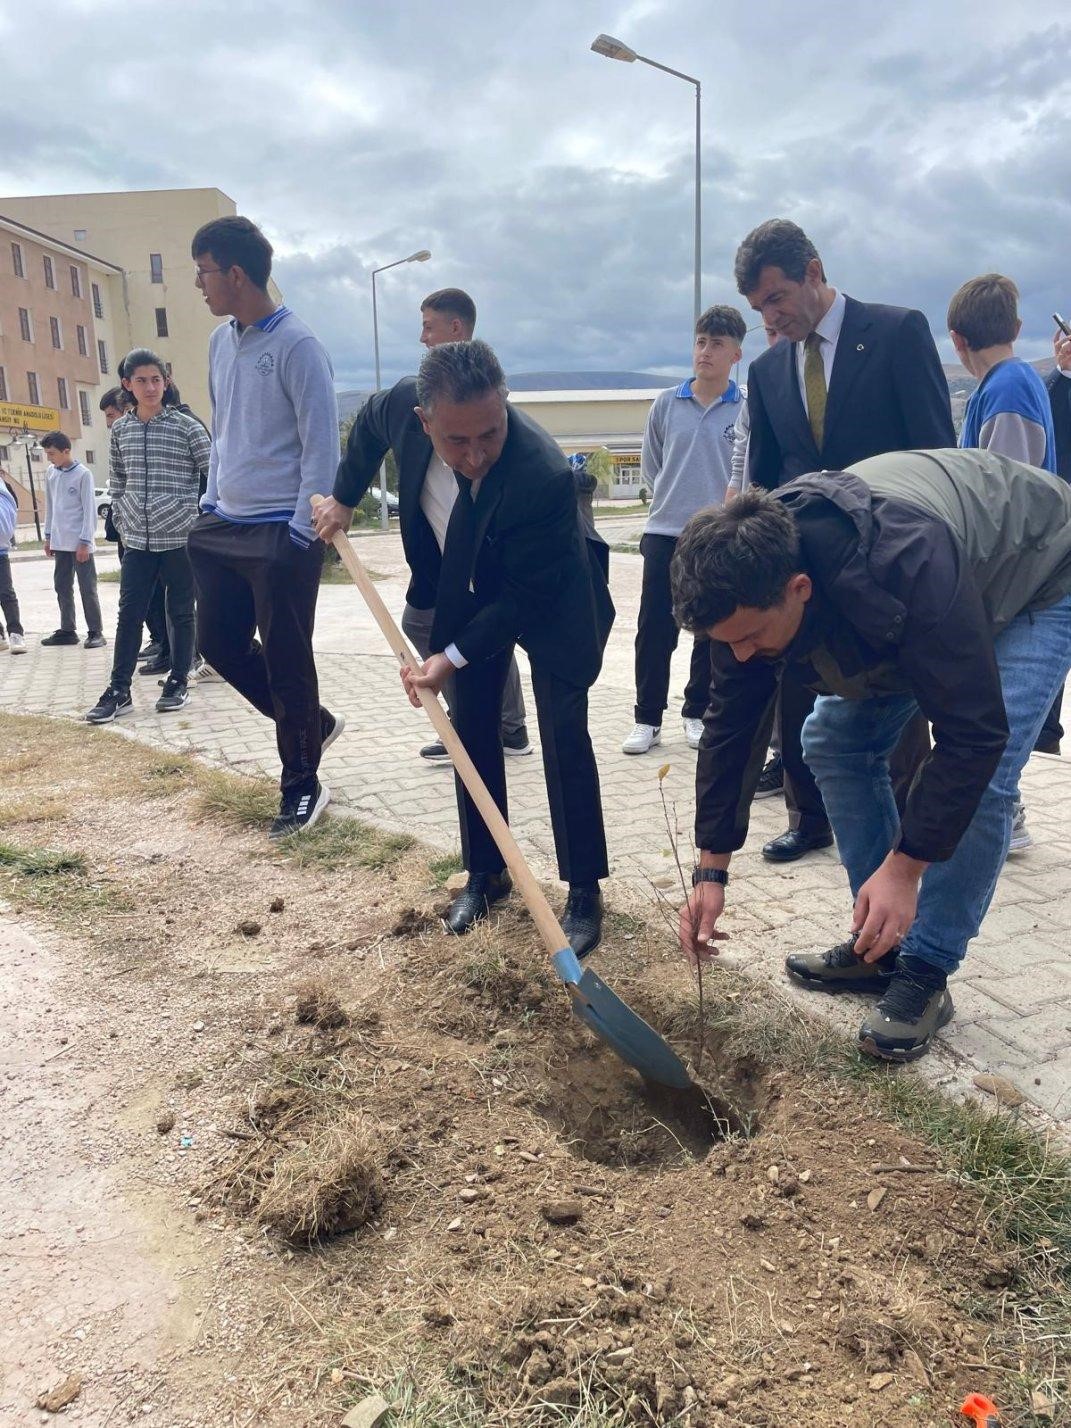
[314,503,572,965]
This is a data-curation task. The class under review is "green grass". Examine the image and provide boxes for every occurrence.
[0,841,85,876]
[196,769,279,829]
[607,542,640,556]
[428,852,463,887]
[279,816,414,871]
[320,559,385,584]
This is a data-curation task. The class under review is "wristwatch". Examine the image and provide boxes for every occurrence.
[691,867,729,887]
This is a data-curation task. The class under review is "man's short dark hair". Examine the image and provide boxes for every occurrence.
[417,339,506,411]
[947,273,1019,350]
[191,215,273,289]
[40,430,72,453]
[99,386,130,413]
[695,304,747,343]
[671,489,801,631]
[422,287,477,332]
[733,219,823,297]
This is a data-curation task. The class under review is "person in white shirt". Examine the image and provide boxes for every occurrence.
[40,431,105,649]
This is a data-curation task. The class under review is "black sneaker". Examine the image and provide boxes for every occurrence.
[84,632,107,650]
[858,962,954,1062]
[86,686,133,724]
[139,654,171,675]
[137,640,163,662]
[786,934,899,993]
[420,740,451,764]
[321,709,346,752]
[502,726,533,757]
[155,677,189,713]
[754,754,783,799]
[269,780,330,839]
[41,629,80,647]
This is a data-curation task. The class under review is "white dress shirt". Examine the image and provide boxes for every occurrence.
[419,449,457,553]
[795,288,847,419]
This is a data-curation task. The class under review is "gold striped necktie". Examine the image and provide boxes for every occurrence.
[803,331,827,450]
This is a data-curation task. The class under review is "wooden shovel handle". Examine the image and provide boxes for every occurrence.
[315,501,570,958]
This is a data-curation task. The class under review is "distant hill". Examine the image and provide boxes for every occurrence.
[943,355,1055,399]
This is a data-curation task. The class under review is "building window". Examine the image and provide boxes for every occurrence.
[50,316,62,349]
[18,307,32,342]
[70,264,83,298]
[27,371,40,405]
[11,241,24,278]
[0,366,7,401]
[57,377,70,410]
[79,390,92,425]
[92,282,103,319]
[98,339,108,373]
[86,449,96,465]
[155,307,169,337]
[77,323,88,357]
[150,252,164,284]
[74,228,87,242]
[43,254,55,289]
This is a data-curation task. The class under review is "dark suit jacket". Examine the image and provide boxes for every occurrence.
[1046,368,1071,482]
[745,297,955,488]
[335,386,614,688]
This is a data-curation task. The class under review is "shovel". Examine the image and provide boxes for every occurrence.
[315,501,693,1090]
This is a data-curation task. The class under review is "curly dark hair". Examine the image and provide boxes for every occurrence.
[671,489,801,631]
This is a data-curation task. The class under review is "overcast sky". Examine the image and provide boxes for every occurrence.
[2,0,1068,389]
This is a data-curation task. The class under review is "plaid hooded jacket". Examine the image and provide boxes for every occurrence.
[109,407,212,551]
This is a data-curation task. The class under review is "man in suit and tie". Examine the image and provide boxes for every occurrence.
[317,340,614,957]
[736,218,955,862]
[327,287,532,763]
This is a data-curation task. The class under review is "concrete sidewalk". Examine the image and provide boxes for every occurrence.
[2,528,1070,1132]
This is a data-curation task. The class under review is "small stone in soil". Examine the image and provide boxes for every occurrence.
[237,919,261,937]
[541,1200,583,1225]
[36,1374,82,1412]
[269,896,284,913]
[155,1111,176,1134]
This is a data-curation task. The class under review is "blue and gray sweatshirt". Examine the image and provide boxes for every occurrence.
[203,306,339,546]
[959,357,1057,473]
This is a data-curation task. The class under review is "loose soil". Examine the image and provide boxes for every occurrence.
[0,713,1065,1427]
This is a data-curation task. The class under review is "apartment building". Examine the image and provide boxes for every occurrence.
[0,213,126,517]
[0,188,239,425]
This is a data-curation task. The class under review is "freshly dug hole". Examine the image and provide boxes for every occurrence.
[536,1046,760,1168]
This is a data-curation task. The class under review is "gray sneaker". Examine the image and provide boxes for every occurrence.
[858,967,954,1062]
[155,677,189,713]
[785,935,899,993]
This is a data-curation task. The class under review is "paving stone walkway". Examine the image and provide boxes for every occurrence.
[3,523,1070,1133]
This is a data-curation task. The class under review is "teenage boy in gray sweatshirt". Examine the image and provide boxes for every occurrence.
[187,216,343,838]
[40,431,105,649]
[621,305,745,757]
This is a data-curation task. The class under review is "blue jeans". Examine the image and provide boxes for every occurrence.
[802,594,1071,976]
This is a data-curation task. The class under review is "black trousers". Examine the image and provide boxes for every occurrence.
[187,515,325,793]
[780,666,931,836]
[453,646,609,885]
[111,547,195,688]
[1036,689,1063,755]
[0,558,23,636]
[635,532,710,726]
[116,537,168,651]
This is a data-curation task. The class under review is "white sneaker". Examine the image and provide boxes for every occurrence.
[1008,802,1033,853]
[622,722,661,755]
[8,632,25,654]
[683,717,704,750]
[0,634,8,652]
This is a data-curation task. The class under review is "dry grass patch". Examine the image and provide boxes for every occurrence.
[0,795,68,827]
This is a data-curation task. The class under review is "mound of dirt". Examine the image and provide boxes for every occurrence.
[293,981,349,1031]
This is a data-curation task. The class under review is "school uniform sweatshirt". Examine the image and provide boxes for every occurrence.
[44,460,96,553]
[202,306,339,546]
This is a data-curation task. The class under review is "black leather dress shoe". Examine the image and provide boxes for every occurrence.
[762,827,834,863]
[443,871,512,935]
[561,884,603,959]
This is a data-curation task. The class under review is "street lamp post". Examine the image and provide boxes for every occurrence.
[8,427,43,541]
[371,248,432,529]
[591,33,702,325]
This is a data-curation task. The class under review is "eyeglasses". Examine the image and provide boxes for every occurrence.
[194,265,228,279]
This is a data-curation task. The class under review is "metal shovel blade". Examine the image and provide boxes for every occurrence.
[553,950,693,1089]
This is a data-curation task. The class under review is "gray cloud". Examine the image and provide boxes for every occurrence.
[3,0,1069,385]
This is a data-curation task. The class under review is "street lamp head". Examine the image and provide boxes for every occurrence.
[408,249,432,263]
[591,33,637,62]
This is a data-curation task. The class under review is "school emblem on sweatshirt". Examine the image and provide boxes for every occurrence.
[256,352,275,375]
[723,423,737,444]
